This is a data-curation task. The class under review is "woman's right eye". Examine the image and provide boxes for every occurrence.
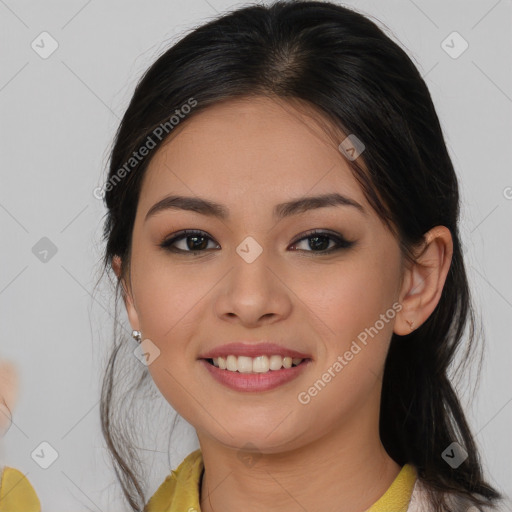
[159,230,219,254]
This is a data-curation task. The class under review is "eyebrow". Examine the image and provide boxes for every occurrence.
[144,192,366,223]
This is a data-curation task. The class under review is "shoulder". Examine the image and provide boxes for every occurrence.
[408,476,512,512]
[0,466,41,512]
[146,449,203,512]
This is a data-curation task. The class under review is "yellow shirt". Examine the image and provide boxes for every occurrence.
[0,466,41,512]
[146,449,417,512]
[0,453,416,511]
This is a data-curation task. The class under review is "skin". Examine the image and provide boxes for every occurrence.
[0,358,18,436]
[113,95,453,512]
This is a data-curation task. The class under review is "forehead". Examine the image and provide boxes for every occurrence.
[138,95,368,217]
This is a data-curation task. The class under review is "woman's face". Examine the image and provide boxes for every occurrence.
[121,95,407,453]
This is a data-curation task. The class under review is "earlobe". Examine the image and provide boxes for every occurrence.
[394,226,453,336]
[112,255,122,279]
[112,255,130,301]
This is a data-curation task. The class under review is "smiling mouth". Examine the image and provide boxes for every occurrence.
[204,355,310,374]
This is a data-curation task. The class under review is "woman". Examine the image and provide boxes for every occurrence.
[98,1,509,511]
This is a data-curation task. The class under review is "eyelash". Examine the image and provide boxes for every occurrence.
[158,229,355,255]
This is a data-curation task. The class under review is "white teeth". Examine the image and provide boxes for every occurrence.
[252,355,269,373]
[226,355,238,371]
[269,355,283,370]
[237,356,253,374]
[210,355,305,373]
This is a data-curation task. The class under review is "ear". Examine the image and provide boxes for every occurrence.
[394,226,453,335]
[112,255,141,332]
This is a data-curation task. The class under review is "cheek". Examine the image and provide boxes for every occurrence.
[299,252,400,348]
[291,261,400,425]
[131,251,208,342]
[130,257,204,416]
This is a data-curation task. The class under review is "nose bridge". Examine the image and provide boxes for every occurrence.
[235,233,266,265]
[230,233,273,293]
[214,232,290,323]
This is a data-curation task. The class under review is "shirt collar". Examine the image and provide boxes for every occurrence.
[146,449,417,512]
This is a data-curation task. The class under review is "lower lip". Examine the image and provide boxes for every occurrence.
[200,359,312,392]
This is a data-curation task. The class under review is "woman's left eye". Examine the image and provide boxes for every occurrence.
[289,230,355,253]
[159,229,355,254]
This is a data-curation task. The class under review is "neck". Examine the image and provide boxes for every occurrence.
[198,415,401,512]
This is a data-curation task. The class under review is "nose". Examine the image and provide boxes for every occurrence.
[212,245,293,327]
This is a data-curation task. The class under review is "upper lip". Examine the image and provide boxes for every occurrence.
[198,342,312,360]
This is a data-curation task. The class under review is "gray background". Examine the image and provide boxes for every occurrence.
[1,0,511,510]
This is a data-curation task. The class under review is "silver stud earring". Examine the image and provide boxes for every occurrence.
[406,319,415,331]
[132,330,142,343]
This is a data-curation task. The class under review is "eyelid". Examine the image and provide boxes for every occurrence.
[289,229,355,252]
[159,229,219,251]
[290,228,351,245]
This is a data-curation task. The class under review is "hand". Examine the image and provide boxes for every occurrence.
[0,358,19,437]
